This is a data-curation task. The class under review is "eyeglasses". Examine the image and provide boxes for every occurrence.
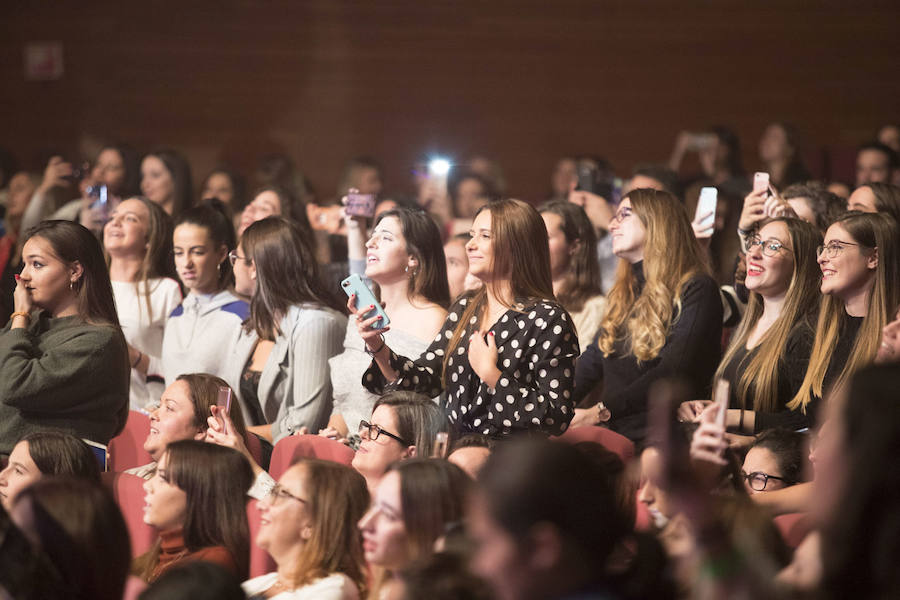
[269,483,307,506]
[611,207,633,224]
[741,470,792,492]
[816,241,860,259]
[227,250,247,266]
[358,420,410,446]
[745,235,790,257]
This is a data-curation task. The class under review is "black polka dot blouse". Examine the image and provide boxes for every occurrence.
[363,294,580,437]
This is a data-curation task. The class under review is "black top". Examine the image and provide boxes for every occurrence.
[720,321,816,432]
[573,262,723,442]
[363,294,580,438]
[823,313,864,396]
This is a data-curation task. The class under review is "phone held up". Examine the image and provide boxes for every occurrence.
[345,192,376,219]
[341,273,391,330]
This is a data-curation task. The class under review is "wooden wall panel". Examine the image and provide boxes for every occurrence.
[2,1,899,201]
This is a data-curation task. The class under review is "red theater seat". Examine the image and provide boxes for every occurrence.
[102,471,156,557]
[556,425,636,462]
[108,411,153,472]
[269,434,355,480]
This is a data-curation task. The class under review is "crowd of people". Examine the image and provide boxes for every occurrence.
[0,120,899,599]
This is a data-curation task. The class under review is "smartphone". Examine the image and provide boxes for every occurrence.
[694,187,718,228]
[753,172,770,194]
[216,386,232,428]
[87,184,110,224]
[712,379,730,429]
[341,274,390,330]
[575,163,598,194]
[82,439,109,472]
[345,192,376,218]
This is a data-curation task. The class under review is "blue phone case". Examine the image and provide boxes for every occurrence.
[341,274,390,329]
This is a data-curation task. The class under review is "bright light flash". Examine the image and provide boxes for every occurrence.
[428,158,451,176]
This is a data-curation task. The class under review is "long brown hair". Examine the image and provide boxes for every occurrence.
[443,199,554,383]
[790,211,900,411]
[241,217,342,339]
[372,391,449,458]
[134,441,254,581]
[24,220,121,326]
[597,188,708,362]
[538,200,602,313]
[174,373,247,439]
[714,218,822,413]
[285,459,369,592]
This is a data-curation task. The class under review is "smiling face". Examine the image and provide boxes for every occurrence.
[745,221,795,299]
[0,441,41,511]
[103,198,150,258]
[364,216,415,284]
[231,240,257,297]
[142,452,188,531]
[465,210,495,282]
[140,156,175,209]
[818,223,877,303]
[19,236,80,316]
[144,380,204,462]
[255,464,313,562]
[847,186,878,213]
[351,405,411,482]
[357,470,410,570]
[92,148,127,194]
[173,224,226,294]
[239,191,282,235]
[609,198,646,263]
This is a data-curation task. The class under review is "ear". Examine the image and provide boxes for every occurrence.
[248,260,257,281]
[192,429,206,441]
[216,244,229,266]
[301,525,313,541]
[526,522,563,571]
[403,445,417,459]
[569,238,582,256]
[867,247,878,270]
[70,261,84,285]
[407,256,419,271]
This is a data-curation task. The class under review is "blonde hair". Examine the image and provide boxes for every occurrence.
[790,212,900,411]
[597,188,709,362]
[714,218,822,413]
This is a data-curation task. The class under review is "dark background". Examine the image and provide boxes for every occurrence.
[3,0,899,201]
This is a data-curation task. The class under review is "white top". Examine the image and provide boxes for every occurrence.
[112,278,182,410]
[570,293,608,354]
[242,572,359,600]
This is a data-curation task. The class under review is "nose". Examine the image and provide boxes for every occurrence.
[817,252,828,266]
[465,236,476,251]
[748,242,763,260]
[143,478,152,494]
[149,406,160,423]
[358,506,376,531]
[637,481,653,506]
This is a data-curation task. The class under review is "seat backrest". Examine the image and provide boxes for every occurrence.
[246,499,276,578]
[102,471,157,558]
[555,425,636,462]
[269,434,355,480]
[108,411,153,472]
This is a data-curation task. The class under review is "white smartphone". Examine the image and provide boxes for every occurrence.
[753,172,770,194]
[713,379,730,429]
[695,187,718,228]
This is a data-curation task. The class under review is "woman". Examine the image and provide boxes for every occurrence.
[572,189,723,441]
[104,196,182,410]
[0,431,100,510]
[357,199,579,438]
[358,458,470,599]
[243,459,369,599]
[135,440,253,582]
[0,171,40,324]
[161,201,248,385]
[126,373,248,479]
[539,200,607,353]
[10,477,131,600]
[238,185,312,237]
[200,167,247,214]
[141,148,193,219]
[0,220,130,454]
[757,122,811,189]
[223,217,345,442]
[328,206,449,438]
[790,211,899,412]
[846,181,900,223]
[741,428,808,495]
[680,218,822,433]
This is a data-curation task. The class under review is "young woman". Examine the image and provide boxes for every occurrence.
[135,440,254,582]
[243,459,369,599]
[222,217,345,443]
[680,218,823,433]
[141,148,193,219]
[0,431,101,510]
[0,220,130,454]
[846,181,900,223]
[161,202,248,385]
[572,189,723,441]
[790,211,899,412]
[358,458,470,599]
[757,122,811,189]
[126,373,248,479]
[741,428,808,495]
[539,200,607,353]
[104,196,182,410]
[356,199,579,438]
[238,185,311,237]
[200,167,247,215]
[328,206,449,438]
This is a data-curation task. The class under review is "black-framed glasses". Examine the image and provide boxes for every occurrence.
[745,235,790,257]
[359,420,410,446]
[228,250,247,266]
[816,241,860,259]
[741,470,793,492]
[269,483,307,506]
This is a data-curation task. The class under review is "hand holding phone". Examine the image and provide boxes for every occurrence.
[216,386,232,429]
[693,187,717,238]
[341,274,390,330]
[753,172,770,195]
[345,191,376,219]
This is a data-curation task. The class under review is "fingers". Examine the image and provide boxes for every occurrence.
[346,293,358,315]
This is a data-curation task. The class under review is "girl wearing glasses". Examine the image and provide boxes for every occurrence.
[162,201,248,386]
[222,217,345,443]
[791,211,899,412]
[680,218,822,434]
[243,459,369,600]
[135,440,254,582]
[104,196,182,411]
[741,428,807,494]
[573,189,722,442]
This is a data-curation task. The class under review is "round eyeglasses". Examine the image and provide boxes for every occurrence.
[816,241,860,259]
[745,235,790,257]
[741,470,792,492]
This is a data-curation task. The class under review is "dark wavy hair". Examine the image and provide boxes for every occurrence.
[174,199,236,291]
